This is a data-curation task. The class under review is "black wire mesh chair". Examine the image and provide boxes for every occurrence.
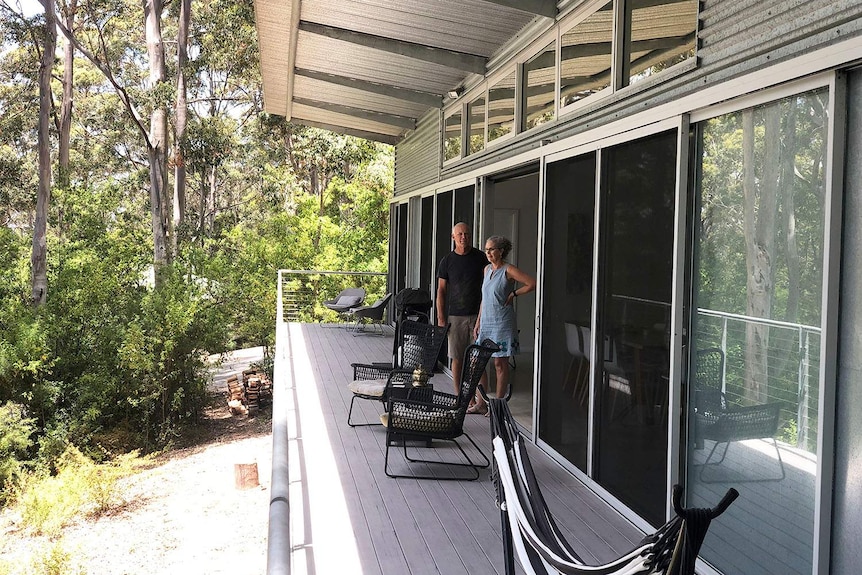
[346,320,449,427]
[693,348,785,483]
[348,292,392,335]
[487,395,738,575]
[381,339,499,480]
[390,287,432,364]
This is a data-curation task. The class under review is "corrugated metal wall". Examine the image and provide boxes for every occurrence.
[395,0,862,188]
[393,111,440,196]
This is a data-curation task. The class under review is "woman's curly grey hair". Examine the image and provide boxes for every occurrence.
[486,235,513,259]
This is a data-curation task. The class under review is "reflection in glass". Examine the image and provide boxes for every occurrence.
[689,88,828,575]
[467,95,486,155]
[444,110,462,162]
[539,154,597,473]
[420,195,434,292]
[434,190,453,327]
[560,1,613,109]
[627,0,698,85]
[595,130,676,527]
[488,69,516,143]
[453,185,475,231]
[523,39,556,131]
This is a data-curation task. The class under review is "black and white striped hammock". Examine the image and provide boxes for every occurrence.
[487,398,737,575]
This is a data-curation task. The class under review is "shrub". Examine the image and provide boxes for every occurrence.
[0,401,34,504]
[14,445,142,536]
[30,538,86,575]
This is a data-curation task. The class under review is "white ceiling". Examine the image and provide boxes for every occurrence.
[253,0,555,144]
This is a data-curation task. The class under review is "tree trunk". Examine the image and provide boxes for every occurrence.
[312,165,321,250]
[173,0,191,249]
[207,164,216,233]
[31,0,57,307]
[743,106,779,405]
[782,100,800,323]
[145,0,171,284]
[58,0,76,191]
[198,169,207,243]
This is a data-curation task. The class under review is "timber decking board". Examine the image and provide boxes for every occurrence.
[281,322,643,574]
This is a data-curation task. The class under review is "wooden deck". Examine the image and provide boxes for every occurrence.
[277,322,644,575]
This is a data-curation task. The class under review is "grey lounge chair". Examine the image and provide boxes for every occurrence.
[323,287,366,326]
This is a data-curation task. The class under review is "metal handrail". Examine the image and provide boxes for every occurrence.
[267,270,290,575]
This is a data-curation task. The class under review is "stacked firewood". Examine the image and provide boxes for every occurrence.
[225,368,272,416]
[243,368,273,415]
[227,374,248,415]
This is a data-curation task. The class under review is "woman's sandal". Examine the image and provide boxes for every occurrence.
[467,403,488,415]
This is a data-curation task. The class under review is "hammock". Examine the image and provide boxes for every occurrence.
[487,397,737,575]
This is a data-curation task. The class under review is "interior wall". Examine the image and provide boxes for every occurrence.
[832,68,862,575]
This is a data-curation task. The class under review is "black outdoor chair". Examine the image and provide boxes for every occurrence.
[391,287,433,363]
[381,339,499,480]
[348,292,392,335]
[323,287,366,326]
[694,347,785,483]
[346,320,449,427]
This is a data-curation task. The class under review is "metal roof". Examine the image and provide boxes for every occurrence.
[253,0,555,144]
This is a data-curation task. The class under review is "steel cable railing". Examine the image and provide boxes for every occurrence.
[266,269,388,575]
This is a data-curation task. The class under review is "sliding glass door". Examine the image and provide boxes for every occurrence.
[540,130,677,526]
[687,87,828,575]
[594,131,677,526]
[539,153,597,473]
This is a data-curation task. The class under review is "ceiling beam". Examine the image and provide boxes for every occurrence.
[292,117,401,145]
[293,97,417,130]
[298,21,488,74]
[480,0,556,18]
[294,68,442,108]
[284,0,302,119]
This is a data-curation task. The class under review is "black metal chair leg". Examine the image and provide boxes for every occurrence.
[347,395,383,427]
[387,434,488,481]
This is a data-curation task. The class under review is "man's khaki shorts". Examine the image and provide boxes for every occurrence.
[447,315,478,360]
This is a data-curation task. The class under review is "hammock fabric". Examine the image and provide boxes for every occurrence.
[487,398,737,575]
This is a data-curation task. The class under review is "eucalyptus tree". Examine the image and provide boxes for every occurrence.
[54,0,174,284]
[32,0,55,306]
[57,0,76,190]
[0,7,39,229]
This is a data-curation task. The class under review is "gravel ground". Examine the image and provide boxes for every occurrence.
[0,349,273,575]
[0,409,273,575]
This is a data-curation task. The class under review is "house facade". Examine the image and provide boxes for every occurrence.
[255,1,862,573]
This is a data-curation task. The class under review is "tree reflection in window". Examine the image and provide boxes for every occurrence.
[488,69,516,143]
[560,2,613,109]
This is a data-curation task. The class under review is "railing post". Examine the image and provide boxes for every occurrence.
[720,316,728,394]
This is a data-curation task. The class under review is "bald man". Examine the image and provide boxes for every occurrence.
[436,222,488,397]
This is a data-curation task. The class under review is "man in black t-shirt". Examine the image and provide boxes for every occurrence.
[436,222,488,396]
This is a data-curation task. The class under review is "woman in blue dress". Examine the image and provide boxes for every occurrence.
[469,235,536,414]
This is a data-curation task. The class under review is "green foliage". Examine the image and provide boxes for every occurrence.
[0,0,393,484]
[0,402,34,503]
[30,539,86,575]
[117,265,229,444]
[14,445,141,536]
[0,537,86,575]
